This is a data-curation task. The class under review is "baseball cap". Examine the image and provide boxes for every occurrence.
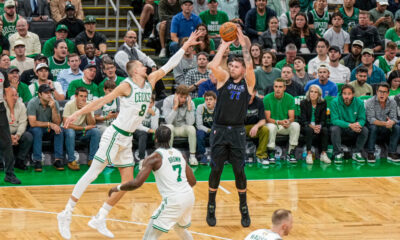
[84,15,96,23]
[56,24,69,32]
[318,64,329,72]
[361,48,374,55]
[7,66,19,74]
[36,63,49,71]
[208,0,217,3]
[13,40,25,48]
[34,53,47,61]
[352,40,364,48]
[328,45,341,53]
[38,84,54,93]
[181,0,193,5]
[4,0,15,8]
[84,63,97,70]
[377,0,389,5]
[65,2,75,10]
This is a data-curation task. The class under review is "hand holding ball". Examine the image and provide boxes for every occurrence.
[219,22,237,42]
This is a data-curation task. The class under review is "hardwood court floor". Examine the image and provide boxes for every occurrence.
[1,178,400,240]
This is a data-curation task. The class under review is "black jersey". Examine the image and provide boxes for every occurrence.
[214,78,250,126]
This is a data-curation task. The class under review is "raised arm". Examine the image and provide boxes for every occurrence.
[64,82,130,128]
[237,28,255,94]
[148,30,202,88]
[208,41,231,88]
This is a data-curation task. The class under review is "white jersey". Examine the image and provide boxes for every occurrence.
[154,148,193,199]
[111,78,152,133]
[244,229,282,240]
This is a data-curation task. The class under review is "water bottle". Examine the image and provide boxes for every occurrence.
[374,144,381,159]
[302,146,307,160]
[275,146,282,161]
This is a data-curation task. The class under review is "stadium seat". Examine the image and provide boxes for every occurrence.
[29,21,55,42]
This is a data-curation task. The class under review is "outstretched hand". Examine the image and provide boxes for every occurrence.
[184,30,203,47]
[236,27,247,47]
[64,114,78,129]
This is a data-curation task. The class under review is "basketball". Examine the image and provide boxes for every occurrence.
[219,22,237,42]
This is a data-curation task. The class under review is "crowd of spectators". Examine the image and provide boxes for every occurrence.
[4,0,400,184]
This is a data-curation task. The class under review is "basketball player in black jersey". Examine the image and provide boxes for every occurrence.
[206,28,255,227]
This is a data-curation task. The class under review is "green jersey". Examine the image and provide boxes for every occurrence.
[48,56,69,81]
[199,10,229,36]
[2,14,19,38]
[97,75,126,97]
[385,28,400,49]
[17,82,32,103]
[67,78,100,101]
[339,7,359,33]
[42,37,76,57]
[310,9,330,37]
[230,42,242,55]
[0,3,4,16]
[263,92,295,121]
[285,11,293,28]
[376,56,392,74]
[390,88,400,96]
[256,12,267,32]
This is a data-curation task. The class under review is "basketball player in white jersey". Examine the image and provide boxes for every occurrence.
[57,31,201,239]
[108,125,196,239]
[244,209,293,240]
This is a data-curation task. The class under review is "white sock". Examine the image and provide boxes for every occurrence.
[97,202,113,219]
[190,153,195,158]
[66,198,76,212]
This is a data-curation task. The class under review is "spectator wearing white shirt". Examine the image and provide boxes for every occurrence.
[218,0,239,20]
[328,45,351,84]
[193,0,208,15]
[114,31,157,75]
[323,11,350,54]
[10,40,34,73]
[308,38,330,79]
[28,63,65,101]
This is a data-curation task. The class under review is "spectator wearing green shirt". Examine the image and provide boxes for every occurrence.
[275,43,297,70]
[388,70,400,96]
[7,65,31,103]
[339,0,359,33]
[264,78,300,163]
[42,24,76,58]
[67,64,99,101]
[385,16,400,52]
[199,0,228,38]
[330,84,368,163]
[97,58,125,97]
[373,41,398,76]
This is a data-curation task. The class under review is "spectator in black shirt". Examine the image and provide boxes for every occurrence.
[340,40,364,71]
[57,3,85,39]
[350,10,382,52]
[265,64,304,96]
[20,54,54,85]
[245,89,269,165]
[75,15,107,56]
[0,18,10,55]
[355,0,377,11]
[79,43,102,85]
[284,12,318,53]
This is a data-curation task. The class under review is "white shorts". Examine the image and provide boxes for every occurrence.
[151,191,195,233]
[93,126,134,167]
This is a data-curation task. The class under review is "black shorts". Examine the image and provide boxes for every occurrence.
[210,124,246,170]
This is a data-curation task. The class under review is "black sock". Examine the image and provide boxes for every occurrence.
[239,192,247,206]
[208,190,217,205]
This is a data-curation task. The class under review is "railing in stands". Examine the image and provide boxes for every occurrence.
[127,10,143,50]
[105,0,120,49]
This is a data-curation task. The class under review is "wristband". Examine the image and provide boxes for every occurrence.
[83,127,86,136]
[117,184,122,191]
[47,122,51,132]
